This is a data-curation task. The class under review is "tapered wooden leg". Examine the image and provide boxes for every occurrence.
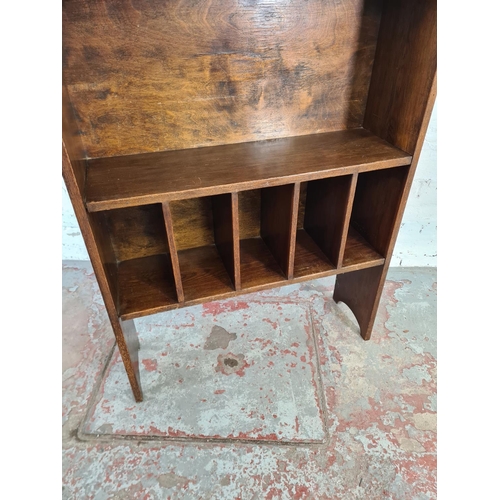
[115,318,143,402]
[333,265,386,341]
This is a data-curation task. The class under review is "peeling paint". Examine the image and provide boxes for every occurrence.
[63,264,437,499]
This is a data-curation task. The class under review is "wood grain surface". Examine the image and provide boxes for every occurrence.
[213,193,241,290]
[62,0,437,400]
[261,184,299,279]
[303,175,354,268]
[335,0,437,340]
[63,0,383,158]
[177,245,235,302]
[169,197,215,250]
[350,166,409,257]
[363,0,437,154]
[162,202,185,303]
[85,128,411,211]
[342,226,385,269]
[96,204,169,262]
[118,254,178,320]
[240,238,287,290]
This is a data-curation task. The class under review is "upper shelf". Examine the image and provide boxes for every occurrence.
[85,128,412,212]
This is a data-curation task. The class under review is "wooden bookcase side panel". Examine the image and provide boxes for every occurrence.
[63,92,143,401]
[363,0,437,156]
[336,0,437,341]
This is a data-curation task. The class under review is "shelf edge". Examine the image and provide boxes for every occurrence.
[86,157,412,213]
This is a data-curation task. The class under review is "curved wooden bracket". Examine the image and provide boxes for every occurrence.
[333,266,385,341]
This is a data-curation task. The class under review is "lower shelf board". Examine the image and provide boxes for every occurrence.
[342,227,385,269]
[294,229,335,278]
[116,229,385,321]
[240,237,287,290]
[177,245,234,302]
[118,254,178,320]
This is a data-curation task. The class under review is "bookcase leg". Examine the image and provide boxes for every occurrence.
[114,318,143,402]
[333,265,386,341]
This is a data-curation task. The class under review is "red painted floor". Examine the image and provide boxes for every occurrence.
[63,262,436,499]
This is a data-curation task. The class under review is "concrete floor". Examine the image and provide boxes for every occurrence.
[62,262,436,499]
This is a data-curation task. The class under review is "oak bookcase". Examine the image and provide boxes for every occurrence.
[62,0,436,402]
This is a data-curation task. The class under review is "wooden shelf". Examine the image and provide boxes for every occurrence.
[177,245,234,303]
[294,229,335,278]
[342,227,385,270]
[85,128,412,212]
[240,237,287,290]
[118,254,178,320]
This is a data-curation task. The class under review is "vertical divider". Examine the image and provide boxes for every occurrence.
[261,183,300,280]
[303,175,356,269]
[162,201,184,303]
[212,193,241,290]
[336,173,358,268]
[231,193,241,291]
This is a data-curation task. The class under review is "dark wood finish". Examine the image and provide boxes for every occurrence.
[238,189,262,240]
[336,81,436,340]
[294,225,384,279]
[294,229,334,278]
[335,0,437,340]
[62,0,437,398]
[261,184,300,279]
[363,0,437,154]
[170,197,215,250]
[350,166,409,257]
[118,254,178,320]
[303,175,355,268]
[117,241,386,320]
[120,318,142,396]
[85,129,411,212]
[213,193,241,290]
[334,265,385,336]
[337,174,358,268]
[177,246,234,303]
[162,202,184,303]
[62,138,143,402]
[63,0,383,158]
[240,238,287,290]
[95,205,169,262]
[342,227,385,269]
[87,211,119,308]
[297,183,308,231]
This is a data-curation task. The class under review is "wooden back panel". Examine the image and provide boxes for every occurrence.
[63,0,383,158]
[170,198,215,250]
[96,205,170,262]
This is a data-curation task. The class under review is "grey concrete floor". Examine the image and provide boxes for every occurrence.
[63,263,436,499]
